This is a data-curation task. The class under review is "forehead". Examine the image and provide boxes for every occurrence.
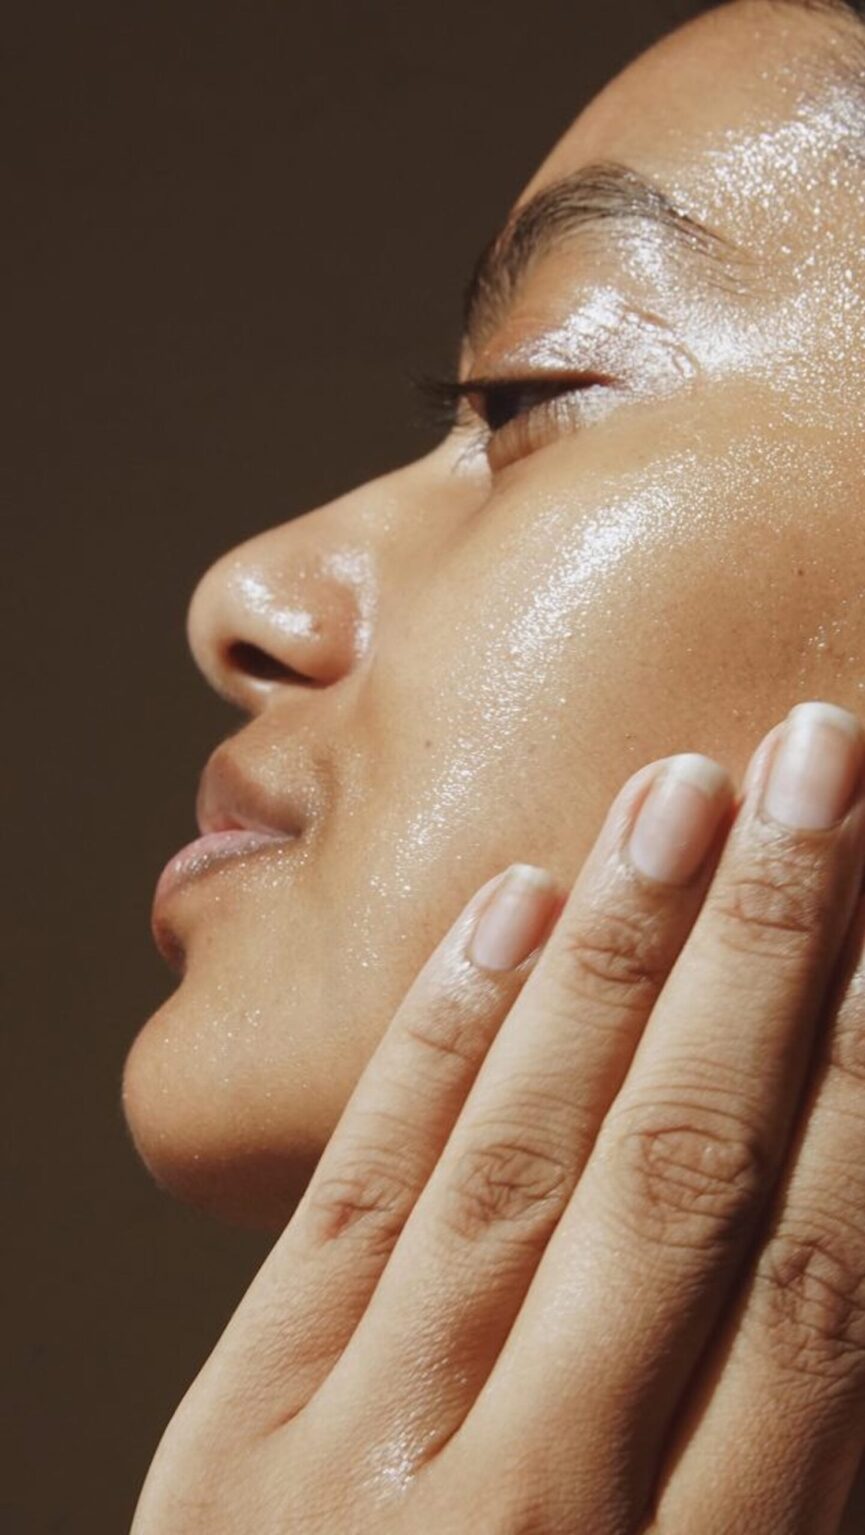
[518,2,864,250]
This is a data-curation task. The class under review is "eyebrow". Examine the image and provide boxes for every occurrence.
[461,160,747,349]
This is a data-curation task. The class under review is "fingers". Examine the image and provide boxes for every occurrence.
[652,892,865,1535]
[192,863,562,1431]
[460,703,865,1528]
[299,751,735,1464]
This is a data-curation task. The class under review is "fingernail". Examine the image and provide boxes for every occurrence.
[469,863,558,971]
[628,754,731,885]
[762,701,864,831]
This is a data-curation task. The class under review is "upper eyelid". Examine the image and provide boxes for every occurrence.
[446,375,610,474]
[465,295,699,390]
[462,372,613,422]
[443,373,622,477]
[415,369,609,426]
[462,369,610,394]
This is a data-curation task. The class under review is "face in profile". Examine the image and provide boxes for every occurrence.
[122,0,865,1229]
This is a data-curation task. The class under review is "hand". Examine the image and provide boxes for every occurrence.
[131,702,865,1534]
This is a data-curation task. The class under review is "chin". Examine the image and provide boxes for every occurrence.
[121,990,323,1232]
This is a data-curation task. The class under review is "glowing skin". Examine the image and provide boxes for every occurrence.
[123,0,865,1230]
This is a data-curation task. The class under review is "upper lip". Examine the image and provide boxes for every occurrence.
[195,744,307,841]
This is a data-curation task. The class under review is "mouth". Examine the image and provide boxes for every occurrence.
[151,745,307,971]
[151,827,298,971]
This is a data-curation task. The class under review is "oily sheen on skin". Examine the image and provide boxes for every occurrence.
[125,1,865,1243]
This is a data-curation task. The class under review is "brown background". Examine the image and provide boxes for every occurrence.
[7,3,710,1530]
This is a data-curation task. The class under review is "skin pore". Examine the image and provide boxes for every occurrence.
[123,0,865,1231]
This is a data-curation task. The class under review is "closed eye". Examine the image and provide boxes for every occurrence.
[415,370,611,432]
[461,373,611,430]
[414,368,615,471]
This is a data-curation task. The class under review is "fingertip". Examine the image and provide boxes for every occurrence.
[469,864,561,973]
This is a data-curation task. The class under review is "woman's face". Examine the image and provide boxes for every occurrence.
[123,0,865,1229]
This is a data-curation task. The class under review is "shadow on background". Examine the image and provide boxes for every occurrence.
[7,3,709,1529]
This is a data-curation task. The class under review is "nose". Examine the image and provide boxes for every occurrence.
[186,515,373,712]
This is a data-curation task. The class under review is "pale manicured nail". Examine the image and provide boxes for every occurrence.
[762,701,864,831]
[469,864,558,971]
[628,754,731,885]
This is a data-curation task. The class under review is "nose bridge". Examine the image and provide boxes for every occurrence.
[186,439,479,713]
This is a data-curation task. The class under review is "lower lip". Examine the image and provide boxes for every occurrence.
[152,828,296,971]
[153,828,294,912]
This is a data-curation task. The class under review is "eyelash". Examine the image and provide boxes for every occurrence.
[413,370,611,460]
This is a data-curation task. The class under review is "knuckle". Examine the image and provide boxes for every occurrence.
[749,1219,865,1384]
[401,991,491,1073]
[556,905,669,1016]
[441,1127,571,1247]
[305,1152,416,1252]
[602,1102,766,1253]
[709,845,829,963]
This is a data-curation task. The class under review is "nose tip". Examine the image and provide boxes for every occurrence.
[187,543,366,711]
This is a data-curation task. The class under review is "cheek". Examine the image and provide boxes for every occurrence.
[379,402,865,872]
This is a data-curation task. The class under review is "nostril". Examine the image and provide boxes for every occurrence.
[225,640,316,686]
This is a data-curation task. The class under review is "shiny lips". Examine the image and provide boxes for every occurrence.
[151,746,307,971]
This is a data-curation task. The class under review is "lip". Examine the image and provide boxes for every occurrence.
[151,739,313,969]
[151,827,296,969]
[154,825,293,904]
[195,744,308,841]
